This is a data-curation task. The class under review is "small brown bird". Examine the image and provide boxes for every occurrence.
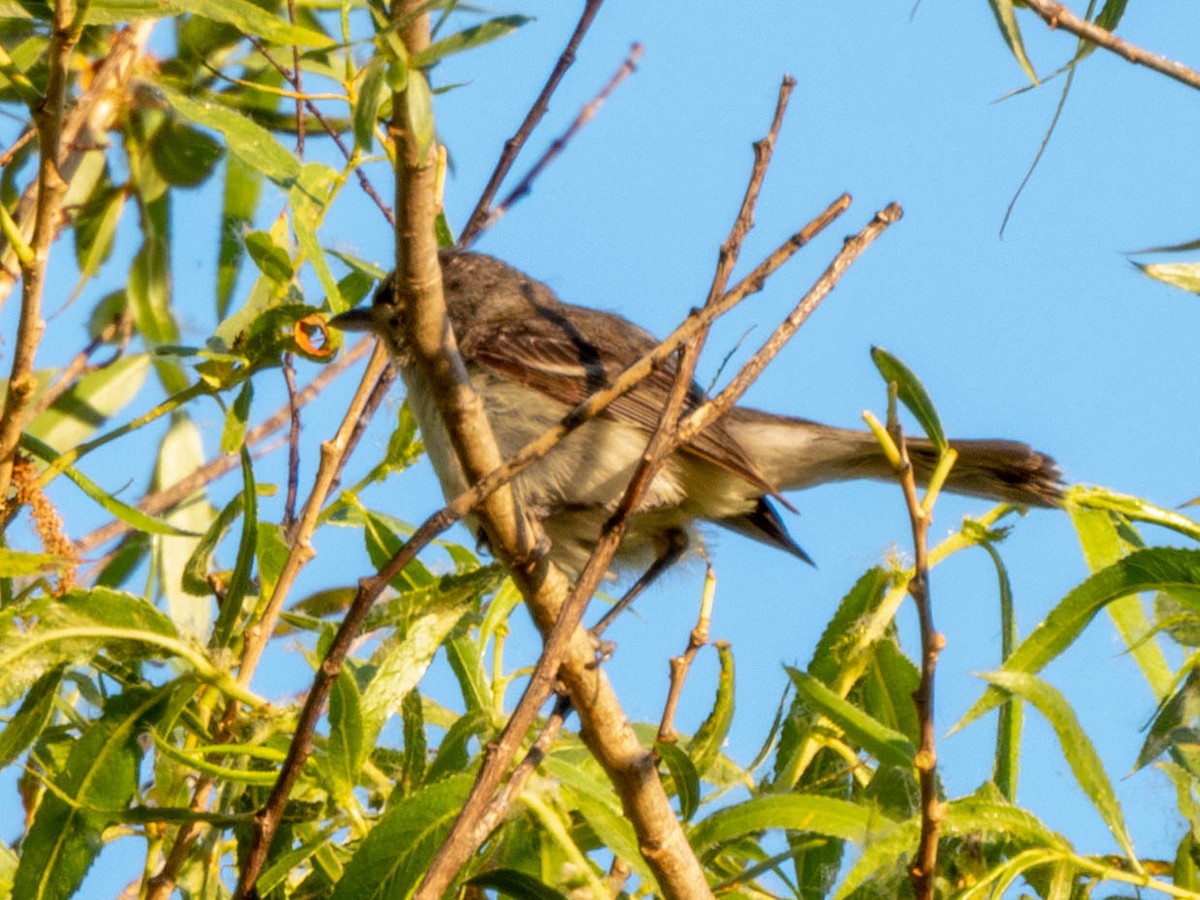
[332,251,1061,575]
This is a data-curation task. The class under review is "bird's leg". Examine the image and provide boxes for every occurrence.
[588,527,690,643]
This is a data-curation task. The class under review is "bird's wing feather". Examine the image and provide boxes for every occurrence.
[461,313,780,496]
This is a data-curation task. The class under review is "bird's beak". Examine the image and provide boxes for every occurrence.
[328,306,382,334]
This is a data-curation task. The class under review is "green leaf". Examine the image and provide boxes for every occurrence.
[870,346,946,452]
[424,709,489,784]
[1136,669,1200,771]
[26,354,150,454]
[220,380,253,454]
[354,58,388,153]
[211,449,257,648]
[543,755,655,887]
[986,0,1040,85]
[328,669,366,800]
[688,640,735,777]
[330,772,473,900]
[149,119,225,187]
[978,670,1137,861]
[19,434,201,539]
[979,541,1023,802]
[154,414,216,640]
[656,740,700,822]
[0,588,181,706]
[289,162,344,310]
[689,794,891,858]
[86,0,333,44]
[466,869,569,900]
[411,15,532,67]
[217,155,263,318]
[160,86,300,187]
[786,668,916,769]
[0,548,68,577]
[403,68,435,164]
[244,230,294,284]
[1134,260,1200,295]
[0,667,62,769]
[1070,485,1200,544]
[73,181,126,280]
[956,548,1200,730]
[12,687,165,900]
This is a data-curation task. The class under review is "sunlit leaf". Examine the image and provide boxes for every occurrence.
[656,740,700,822]
[787,667,915,768]
[957,548,1200,730]
[1134,261,1200,295]
[411,15,532,68]
[870,346,946,452]
[330,773,473,899]
[979,670,1136,861]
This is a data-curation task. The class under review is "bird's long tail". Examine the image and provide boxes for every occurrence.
[727,408,1063,507]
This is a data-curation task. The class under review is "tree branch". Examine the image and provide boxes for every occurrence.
[1021,0,1200,91]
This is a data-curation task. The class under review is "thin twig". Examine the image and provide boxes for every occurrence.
[459,0,606,245]
[463,43,643,245]
[0,0,80,503]
[0,128,36,169]
[658,562,716,743]
[1021,0,1200,91]
[887,422,945,899]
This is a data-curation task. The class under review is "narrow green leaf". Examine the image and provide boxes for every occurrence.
[220,380,253,454]
[956,548,1200,730]
[0,667,62,768]
[400,689,426,791]
[543,755,654,887]
[1134,260,1200,295]
[986,0,1040,84]
[290,162,344,310]
[688,641,735,777]
[1135,670,1200,771]
[354,58,388,152]
[155,414,216,640]
[160,86,300,187]
[1070,485,1200,544]
[979,670,1137,862]
[403,68,435,164]
[411,15,532,67]
[787,667,915,768]
[217,155,263,318]
[330,772,473,900]
[466,869,569,900]
[870,346,946,452]
[211,449,257,648]
[979,541,1023,802]
[12,687,165,900]
[328,669,366,799]
[27,356,151,456]
[444,630,490,717]
[244,230,294,284]
[87,0,335,44]
[656,740,700,822]
[73,182,126,280]
[689,794,890,858]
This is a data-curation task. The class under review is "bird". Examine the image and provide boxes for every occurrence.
[330,250,1062,577]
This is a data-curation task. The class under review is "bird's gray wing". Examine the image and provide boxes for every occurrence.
[460,310,781,497]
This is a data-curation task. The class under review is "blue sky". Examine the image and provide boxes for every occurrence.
[8,0,1200,894]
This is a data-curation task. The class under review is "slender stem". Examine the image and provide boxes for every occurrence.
[0,0,79,503]
[658,562,716,743]
[1020,0,1200,91]
[459,0,606,245]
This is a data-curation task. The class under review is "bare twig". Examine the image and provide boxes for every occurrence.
[463,44,643,245]
[459,0,606,245]
[0,0,81,503]
[0,128,36,169]
[1021,0,1200,91]
[658,562,716,743]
